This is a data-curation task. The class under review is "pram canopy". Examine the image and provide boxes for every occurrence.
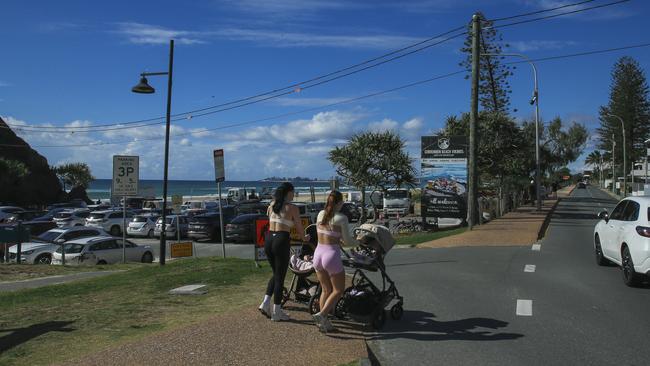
[354,223,395,254]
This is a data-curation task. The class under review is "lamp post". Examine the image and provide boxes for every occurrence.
[481,52,541,211]
[608,114,626,197]
[132,39,174,265]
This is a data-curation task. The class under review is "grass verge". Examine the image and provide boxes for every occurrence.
[0,257,270,366]
[0,263,142,282]
[395,227,467,246]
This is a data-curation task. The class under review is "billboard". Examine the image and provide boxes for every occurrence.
[421,136,468,220]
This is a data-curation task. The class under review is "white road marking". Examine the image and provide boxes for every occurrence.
[516,299,533,316]
[532,244,541,251]
[524,264,536,272]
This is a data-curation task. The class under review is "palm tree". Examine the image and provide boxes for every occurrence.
[585,150,603,183]
[53,162,95,191]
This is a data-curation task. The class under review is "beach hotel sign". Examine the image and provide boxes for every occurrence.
[420,136,468,220]
[112,155,139,197]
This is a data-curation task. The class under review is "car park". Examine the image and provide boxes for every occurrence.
[0,206,25,222]
[54,209,91,228]
[233,200,266,215]
[31,207,67,222]
[226,214,268,243]
[8,226,108,264]
[154,215,189,239]
[4,210,48,223]
[188,210,236,242]
[85,210,134,236]
[20,220,59,236]
[51,236,154,265]
[126,214,159,238]
[594,197,650,286]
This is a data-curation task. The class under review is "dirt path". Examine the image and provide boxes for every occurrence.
[61,305,366,366]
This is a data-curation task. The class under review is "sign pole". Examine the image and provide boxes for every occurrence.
[218,182,225,258]
[123,196,126,264]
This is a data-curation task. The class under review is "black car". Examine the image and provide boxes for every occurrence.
[234,200,268,215]
[22,220,58,236]
[187,209,236,241]
[226,214,268,243]
[577,182,586,189]
[341,202,361,222]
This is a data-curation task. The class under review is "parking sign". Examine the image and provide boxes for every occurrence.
[213,149,225,182]
[112,155,139,196]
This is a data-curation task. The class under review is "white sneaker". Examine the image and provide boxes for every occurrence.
[312,312,324,326]
[271,305,290,321]
[321,317,335,333]
[258,301,270,318]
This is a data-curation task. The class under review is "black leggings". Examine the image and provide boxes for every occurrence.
[265,231,291,305]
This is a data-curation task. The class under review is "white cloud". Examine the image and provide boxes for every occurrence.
[403,117,424,131]
[368,118,399,132]
[272,96,350,107]
[113,22,206,45]
[507,40,577,52]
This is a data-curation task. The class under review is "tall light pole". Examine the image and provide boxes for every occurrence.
[482,52,541,211]
[612,134,616,194]
[608,114,626,197]
[132,39,174,265]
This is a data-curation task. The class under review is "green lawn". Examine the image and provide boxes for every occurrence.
[0,263,141,282]
[395,227,467,246]
[0,257,270,366]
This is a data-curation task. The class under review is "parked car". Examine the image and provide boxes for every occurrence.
[31,207,67,222]
[51,236,154,265]
[126,214,159,238]
[234,201,267,215]
[4,210,48,223]
[578,182,587,189]
[226,214,268,243]
[0,206,25,222]
[46,199,87,210]
[54,209,91,228]
[85,210,134,236]
[8,226,108,264]
[306,202,325,223]
[594,197,650,287]
[154,215,189,239]
[340,202,361,223]
[21,220,58,236]
[87,203,112,211]
[188,209,237,242]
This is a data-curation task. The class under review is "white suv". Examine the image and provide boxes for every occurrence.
[53,209,90,228]
[85,210,133,236]
[127,214,159,238]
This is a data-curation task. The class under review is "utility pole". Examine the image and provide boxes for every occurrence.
[612,134,616,194]
[468,13,480,229]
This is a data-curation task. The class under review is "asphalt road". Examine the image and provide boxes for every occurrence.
[128,238,258,261]
[366,185,650,365]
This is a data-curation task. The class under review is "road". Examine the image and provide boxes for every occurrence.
[129,238,257,261]
[366,186,650,365]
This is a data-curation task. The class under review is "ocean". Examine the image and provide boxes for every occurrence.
[87,179,337,200]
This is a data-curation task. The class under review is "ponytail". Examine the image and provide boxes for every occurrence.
[321,190,343,225]
[272,182,294,214]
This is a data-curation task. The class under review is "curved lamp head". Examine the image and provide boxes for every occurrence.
[132,76,155,94]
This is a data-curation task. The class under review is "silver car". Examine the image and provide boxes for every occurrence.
[53,209,91,228]
[127,214,159,238]
[8,226,108,264]
[51,236,154,265]
[154,215,189,239]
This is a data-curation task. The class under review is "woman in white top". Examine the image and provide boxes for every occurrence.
[258,182,308,321]
[312,190,359,332]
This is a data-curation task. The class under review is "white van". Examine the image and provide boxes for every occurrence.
[227,188,257,202]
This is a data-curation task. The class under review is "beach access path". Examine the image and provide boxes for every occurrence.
[418,185,575,248]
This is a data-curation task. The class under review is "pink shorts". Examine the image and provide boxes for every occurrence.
[313,244,343,275]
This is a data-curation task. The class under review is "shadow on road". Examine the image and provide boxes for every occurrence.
[0,321,75,354]
[387,260,457,268]
[367,310,523,342]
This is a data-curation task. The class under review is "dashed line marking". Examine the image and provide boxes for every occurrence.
[516,299,533,316]
[532,244,541,251]
[524,264,536,272]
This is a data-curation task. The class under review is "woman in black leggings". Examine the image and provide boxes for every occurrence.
[258,183,308,321]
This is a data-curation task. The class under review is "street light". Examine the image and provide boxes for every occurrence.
[482,52,541,211]
[132,39,174,265]
[608,114,626,197]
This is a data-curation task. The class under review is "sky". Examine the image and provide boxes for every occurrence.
[1,0,649,181]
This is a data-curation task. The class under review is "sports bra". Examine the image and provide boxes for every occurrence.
[316,210,359,246]
[317,227,342,238]
[269,203,295,228]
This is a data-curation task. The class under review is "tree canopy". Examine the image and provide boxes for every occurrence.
[53,162,95,190]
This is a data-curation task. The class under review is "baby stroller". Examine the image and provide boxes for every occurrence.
[309,223,404,330]
[281,225,320,306]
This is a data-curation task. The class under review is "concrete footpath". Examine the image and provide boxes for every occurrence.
[418,185,575,248]
[0,270,122,292]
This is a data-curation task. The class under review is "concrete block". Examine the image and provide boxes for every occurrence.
[169,284,208,295]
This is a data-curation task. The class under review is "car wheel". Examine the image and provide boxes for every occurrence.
[34,254,52,265]
[594,235,609,266]
[148,229,154,238]
[141,252,154,263]
[110,226,121,236]
[621,246,643,287]
[97,260,108,265]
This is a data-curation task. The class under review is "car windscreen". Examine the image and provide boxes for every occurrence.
[385,190,408,199]
[55,243,85,254]
[89,213,106,220]
[231,215,259,224]
[55,212,72,219]
[133,216,149,223]
[37,231,61,242]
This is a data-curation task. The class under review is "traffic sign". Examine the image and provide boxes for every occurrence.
[213,149,225,183]
[112,155,139,196]
[171,242,193,258]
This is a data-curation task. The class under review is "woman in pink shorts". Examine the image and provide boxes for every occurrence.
[311,191,359,332]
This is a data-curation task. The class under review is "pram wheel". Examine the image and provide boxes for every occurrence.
[308,293,320,315]
[390,304,403,320]
[371,310,386,330]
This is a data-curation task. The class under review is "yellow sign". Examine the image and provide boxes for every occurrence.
[290,217,311,242]
[171,242,193,258]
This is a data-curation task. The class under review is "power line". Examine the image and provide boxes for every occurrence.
[487,0,600,22]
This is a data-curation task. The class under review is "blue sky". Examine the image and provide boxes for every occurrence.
[1,0,648,180]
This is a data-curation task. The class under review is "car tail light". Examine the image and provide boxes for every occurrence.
[635,226,650,238]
